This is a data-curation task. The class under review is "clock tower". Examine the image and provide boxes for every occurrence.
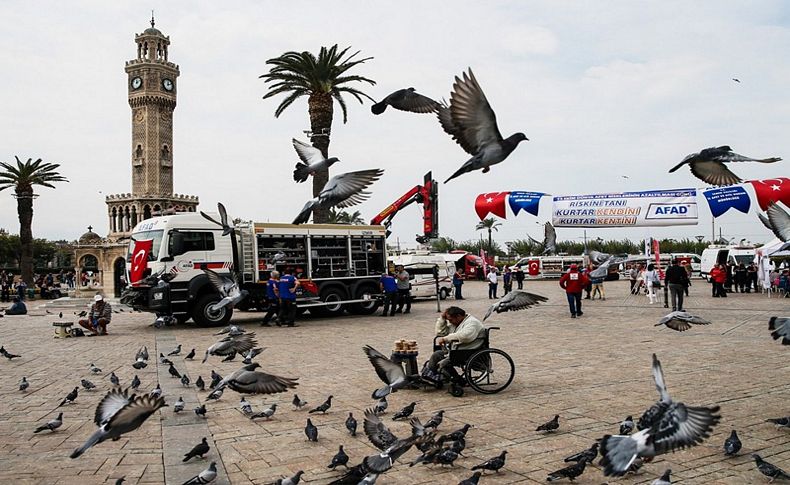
[105,17,198,238]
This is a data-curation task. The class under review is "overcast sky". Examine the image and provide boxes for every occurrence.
[1,1,788,250]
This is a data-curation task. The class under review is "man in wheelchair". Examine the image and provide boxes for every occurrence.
[423,306,485,386]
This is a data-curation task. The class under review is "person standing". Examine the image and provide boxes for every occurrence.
[487,267,498,299]
[559,264,589,318]
[747,263,758,293]
[665,259,689,311]
[452,269,464,300]
[734,263,748,293]
[628,265,639,294]
[583,264,593,299]
[276,268,299,326]
[503,267,513,294]
[16,280,27,300]
[514,266,525,290]
[394,265,411,314]
[645,264,660,304]
[681,261,693,296]
[379,270,398,317]
[710,263,727,298]
[261,271,280,326]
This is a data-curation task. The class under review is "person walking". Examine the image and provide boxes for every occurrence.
[487,267,498,299]
[681,261,692,296]
[734,263,748,293]
[710,263,727,298]
[583,264,593,299]
[503,267,513,294]
[628,265,639,294]
[590,273,606,300]
[261,271,280,326]
[452,268,464,300]
[514,266,525,290]
[559,264,589,318]
[644,264,660,304]
[394,265,411,314]
[276,267,299,326]
[747,263,758,293]
[665,259,690,311]
[379,270,398,317]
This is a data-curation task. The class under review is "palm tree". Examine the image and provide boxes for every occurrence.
[0,157,68,284]
[260,45,376,223]
[328,208,365,225]
[475,217,502,249]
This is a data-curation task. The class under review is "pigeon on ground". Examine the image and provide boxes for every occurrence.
[291,138,340,183]
[209,371,222,389]
[364,345,415,399]
[270,470,305,485]
[250,403,277,420]
[416,448,459,467]
[766,417,790,428]
[115,477,125,485]
[439,424,472,443]
[174,397,185,413]
[363,408,398,450]
[536,414,560,432]
[213,363,298,395]
[81,379,97,391]
[438,69,528,183]
[309,395,333,414]
[753,454,790,481]
[565,443,598,463]
[668,146,781,186]
[168,344,181,356]
[195,376,205,391]
[203,333,258,363]
[206,387,224,401]
[458,472,483,485]
[70,389,168,458]
[194,404,207,418]
[546,457,589,482]
[34,412,63,433]
[203,268,248,312]
[393,402,416,420]
[183,461,217,485]
[242,347,264,365]
[130,375,141,390]
[471,450,507,473]
[655,311,712,332]
[239,398,253,416]
[373,396,388,415]
[371,88,440,115]
[183,437,210,462]
[345,412,358,436]
[19,376,28,391]
[200,202,233,236]
[425,410,444,429]
[150,384,162,399]
[109,372,120,387]
[483,290,548,321]
[305,418,318,442]
[185,348,196,360]
[328,445,350,469]
[181,374,190,387]
[292,169,385,224]
[599,354,721,476]
[159,354,173,366]
[168,363,182,379]
[769,317,790,345]
[132,346,148,369]
[620,415,635,435]
[0,346,21,359]
[652,469,672,485]
[60,387,79,406]
[90,363,102,374]
[724,430,742,456]
[292,394,307,409]
[762,201,790,242]
[444,437,466,456]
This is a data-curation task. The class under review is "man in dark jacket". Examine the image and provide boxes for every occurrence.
[559,264,589,318]
[665,259,690,311]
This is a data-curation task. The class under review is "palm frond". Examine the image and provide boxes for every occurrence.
[274,90,307,118]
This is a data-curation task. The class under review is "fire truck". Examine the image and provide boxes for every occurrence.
[121,213,388,326]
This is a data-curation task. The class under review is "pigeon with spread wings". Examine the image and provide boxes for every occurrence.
[293,169,384,224]
[655,311,712,332]
[292,138,340,183]
[762,201,790,242]
[203,268,248,312]
[203,333,258,363]
[668,146,781,186]
[484,290,548,321]
[769,317,790,345]
[541,222,557,256]
[200,202,233,236]
[213,363,298,395]
[439,69,528,183]
[371,88,440,115]
[363,345,416,399]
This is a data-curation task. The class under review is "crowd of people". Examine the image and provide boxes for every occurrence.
[1,270,78,302]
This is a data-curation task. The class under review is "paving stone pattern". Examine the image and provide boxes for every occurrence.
[0,280,788,484]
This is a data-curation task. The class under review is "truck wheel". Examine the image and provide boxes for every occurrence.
[348,283,380,315]
[192,294,232,327]
[312,286,348,317]
[439,288,449,300]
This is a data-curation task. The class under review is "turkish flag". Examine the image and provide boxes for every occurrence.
[474,192,509,220]
[527,259,540,276]
[749,177,790,210]
[129,239,153,286]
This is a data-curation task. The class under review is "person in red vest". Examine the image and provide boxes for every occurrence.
[710,263,727,298]
[559,264,590,318]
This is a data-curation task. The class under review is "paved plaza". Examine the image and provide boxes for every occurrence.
[0,279,788,484]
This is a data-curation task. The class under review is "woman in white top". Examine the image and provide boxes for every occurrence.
[487,268,498,299]
[644,263,659,304]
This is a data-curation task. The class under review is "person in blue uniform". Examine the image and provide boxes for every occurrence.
[276,268,300,327]
[379,270,399,317]
[261,270,280,326]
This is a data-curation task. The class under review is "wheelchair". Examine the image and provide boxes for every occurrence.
[426,327,515,397]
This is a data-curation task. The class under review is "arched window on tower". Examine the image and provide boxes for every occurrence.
[143,205,151,221]
[161,145,169,159]
[135,144,143,158]
[143,42,149,60]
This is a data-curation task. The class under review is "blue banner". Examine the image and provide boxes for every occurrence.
[703,186,751,218]
[508,191,545,216]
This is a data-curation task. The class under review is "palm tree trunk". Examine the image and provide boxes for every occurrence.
[308,92,334,224]
[16,188,34,284]
[488,228,492,250]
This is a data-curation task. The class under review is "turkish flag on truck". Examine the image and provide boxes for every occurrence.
[129,239,153,286]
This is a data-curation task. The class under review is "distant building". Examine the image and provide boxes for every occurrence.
[75,17,199,297]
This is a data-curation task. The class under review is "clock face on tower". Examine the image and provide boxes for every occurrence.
[162,78,174,91]
[131,77,142,90]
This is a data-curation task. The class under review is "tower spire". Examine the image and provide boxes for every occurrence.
[150,10,155,28]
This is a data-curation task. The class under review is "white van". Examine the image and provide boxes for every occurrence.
[669,253,702,276]
[700,246,756,281]
[389,254,455,299]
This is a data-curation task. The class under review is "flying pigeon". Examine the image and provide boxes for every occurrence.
[110,372,120,387]
[18,376,28,391]
[309,395,333,414]
[292,394,307,409]
[130,375,141,390]
[328,445,350,469]
[70,389,167,458]
[766,416,790,428]
[0,346,20,359]
[305,418,318,442]
[212,363,298,395]
[203,268,249,312]
[619,415,635,435]
[168,363,182,379]
[203,333,258,363]
[655,311,712,332]
[60,387,79,406]
[346,412,357,436]
[373,396,388,415]
[194,404,207,418]
[565,443,599,463]
[362,429,424,474]
[291,138,340,183]
[185,348,196,360]
[183,461,217,485]
[438,69,528,183]
[363,345,415,399]
[471,450,507,473]
[540,222,557,256]
[652,469,672,485]
[181,374,190,387]
[724,430,742,455]
[167,344,182,356]
[242,347,264,365]
[90,363,102,374]
[536,414,560,432]
[425,410,444,429]
[483,290,548,321]
[81,379,97,391]
[292,169,385,224]
[589,255,623,279]
[732,78,741,83]
[358,473,380,484]
[214,324,246,336]
[250,403,277,420]
[392,402,416,421]
[668,146,781,186]
[458,472,483,485]
[363,408,398,450]
[371,88,440,115]
[753,454,790,481]
[762,202,790,242]
[195,376,205,391]
[174,397,185,413]
[546,458,589,482]
[200,202,233,236]
[33,412,63,433]
[599,354,721,476]
[183,437,210,462]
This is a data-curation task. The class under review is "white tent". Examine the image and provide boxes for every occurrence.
[760,238,790,257]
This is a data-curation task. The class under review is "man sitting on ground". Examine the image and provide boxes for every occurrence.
[78,294,112,335]
[5,296,27,315]
[424,306,485,384]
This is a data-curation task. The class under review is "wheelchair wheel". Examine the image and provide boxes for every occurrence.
[464,348,515,394]
[449,384,464,397]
